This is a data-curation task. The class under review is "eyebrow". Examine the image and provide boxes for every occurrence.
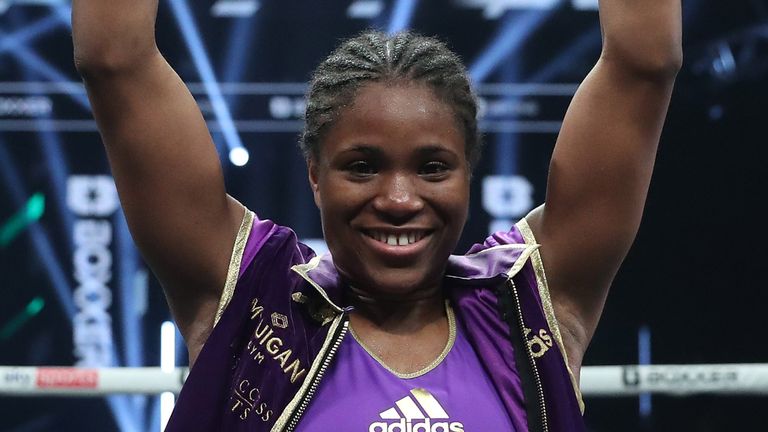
[414,145,457,157]
[340,144,457,157]
[340,145,383,156]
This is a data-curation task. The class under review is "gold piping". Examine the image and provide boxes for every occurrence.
[444,243,539,282]
[461,243,531,257]
[505,244,540,279]
[290,256,344,313]
[516,217,585,413]
[349,300,457,380]
[272,314,345,431]
[213,208,254,327]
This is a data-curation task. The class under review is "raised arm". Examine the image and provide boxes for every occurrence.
[525,0,682,374]
[72,0,244,363]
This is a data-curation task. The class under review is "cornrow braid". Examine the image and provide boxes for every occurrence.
[301,30,482,170]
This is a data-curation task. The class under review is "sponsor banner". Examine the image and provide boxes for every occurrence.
[36,368,99,389]
[580,364,768,396]
[622,365,740,391]
[2,368,36,391]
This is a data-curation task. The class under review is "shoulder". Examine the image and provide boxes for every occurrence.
[212,208,318,325]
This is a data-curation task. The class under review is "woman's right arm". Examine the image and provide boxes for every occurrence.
[72,0,244,363]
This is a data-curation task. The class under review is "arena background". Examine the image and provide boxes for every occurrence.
[0,0,765,430]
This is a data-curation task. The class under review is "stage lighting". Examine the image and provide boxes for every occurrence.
[229,146,250,167]
[347,0,384,19]
[211,0,259,18]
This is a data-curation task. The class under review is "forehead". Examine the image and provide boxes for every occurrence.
[319,82,464,159]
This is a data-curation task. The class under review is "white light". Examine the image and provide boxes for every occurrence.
[160,321,176,373]
[229,147,250,166]
[347,0,384,19]
[210,0,260,17]
[160,321,177,431]
[482,175,534,218]
[160,391,175,431]
[269,96,293,119]
[571,0,598,10]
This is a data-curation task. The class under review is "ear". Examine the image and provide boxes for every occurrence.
[307,158,321,208]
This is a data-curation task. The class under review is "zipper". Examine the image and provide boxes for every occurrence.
[508,279,549,432]
[283,316,349,431]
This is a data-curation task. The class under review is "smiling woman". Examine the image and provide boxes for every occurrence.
[71,0,681,430]
[310,82,469,300]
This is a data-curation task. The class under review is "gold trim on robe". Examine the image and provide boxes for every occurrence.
[214,208,255,327]
[516,217,586,414]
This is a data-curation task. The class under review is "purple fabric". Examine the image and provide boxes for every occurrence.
[166,214,586,432]
[511,255,585,431]
[461,228,585,431]
[294,320,515,432]
[448,282,529,431]
[166,219,329,431]
[239,216,279,278]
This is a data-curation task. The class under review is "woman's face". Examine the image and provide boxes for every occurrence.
[308,81,470,298]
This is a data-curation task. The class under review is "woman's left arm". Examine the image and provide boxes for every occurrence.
[525,0,682,375]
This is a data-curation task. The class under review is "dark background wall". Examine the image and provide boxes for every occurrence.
[1,0,765,430]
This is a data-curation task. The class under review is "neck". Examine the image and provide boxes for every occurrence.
[346,285,445,331]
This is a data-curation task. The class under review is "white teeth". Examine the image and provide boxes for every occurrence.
[369,231,425,246]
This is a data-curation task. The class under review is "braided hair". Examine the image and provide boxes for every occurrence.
[301,30,482,169]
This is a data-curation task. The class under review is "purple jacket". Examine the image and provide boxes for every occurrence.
[166,210,585,431]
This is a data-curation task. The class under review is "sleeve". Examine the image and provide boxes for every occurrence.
[212,206,278,327]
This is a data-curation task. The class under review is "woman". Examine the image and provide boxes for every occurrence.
[72,1,682,430]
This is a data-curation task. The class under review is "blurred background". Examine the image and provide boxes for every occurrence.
[0,0,765,430]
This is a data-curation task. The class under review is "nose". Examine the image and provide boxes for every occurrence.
[372,173,424,222]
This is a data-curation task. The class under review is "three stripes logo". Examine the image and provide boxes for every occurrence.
[369,388,465,432]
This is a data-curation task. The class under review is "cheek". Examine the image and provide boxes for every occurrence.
[317,179,370,222]
[428,180,469,212]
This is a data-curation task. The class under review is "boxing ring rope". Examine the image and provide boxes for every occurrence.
[1,364,768,397]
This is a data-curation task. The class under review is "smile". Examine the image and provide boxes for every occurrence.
[364,230,428,246]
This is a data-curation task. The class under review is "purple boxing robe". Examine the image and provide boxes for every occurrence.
[165,208,585,431]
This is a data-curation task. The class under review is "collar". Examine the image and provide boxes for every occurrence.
[290,243,540,312]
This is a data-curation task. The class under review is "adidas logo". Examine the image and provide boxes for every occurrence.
[369,388,465,432]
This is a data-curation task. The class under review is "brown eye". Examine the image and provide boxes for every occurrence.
[347,160,377,177]
[419,161,449,177]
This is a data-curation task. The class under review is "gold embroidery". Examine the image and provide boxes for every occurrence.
[271,312,289,329]
[525,327,554,358]
[349,300,457,380]
[247,316,308,383]
[244,296,308,383]
[230,379,273,422]
[214,207,254,327]
[251,297,264,320]
[516,216,585,413]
